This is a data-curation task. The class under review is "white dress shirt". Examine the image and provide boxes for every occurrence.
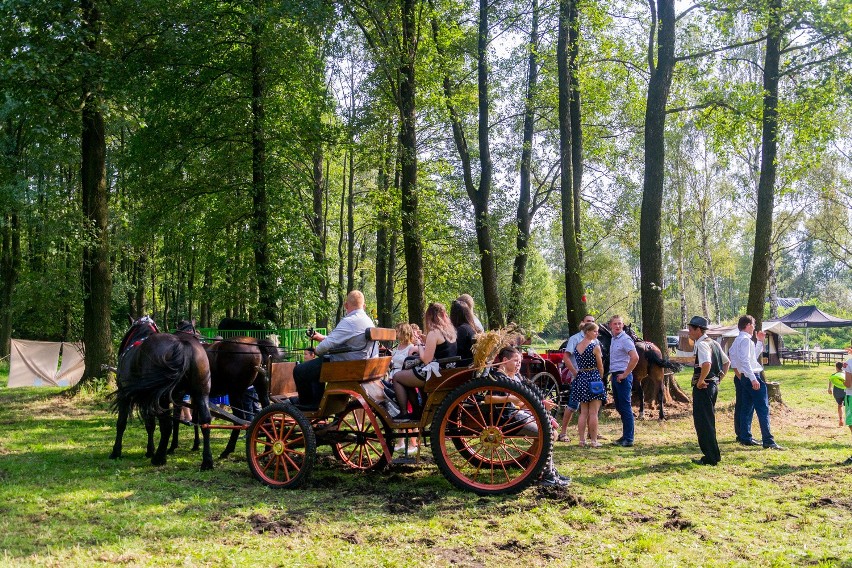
[729,331,764,382]
[315,308,377,361]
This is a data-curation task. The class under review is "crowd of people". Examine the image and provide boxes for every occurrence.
[292,289,852,481]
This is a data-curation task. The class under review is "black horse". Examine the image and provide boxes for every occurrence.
[597,323,681,420]
[109,317,214,470]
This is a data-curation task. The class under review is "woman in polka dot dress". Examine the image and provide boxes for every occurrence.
[573,322,605,447]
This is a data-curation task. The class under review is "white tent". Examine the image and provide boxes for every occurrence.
[719,321,798,365]
[721,321,799,338]
[8,339,85,388]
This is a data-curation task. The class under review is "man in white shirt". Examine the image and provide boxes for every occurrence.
[687,316,730,466]
[728,315,783,450]
[293,290,377,407]
[843,343,852,465]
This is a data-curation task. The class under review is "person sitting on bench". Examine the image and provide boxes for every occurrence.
[393,303,457,421]
[293,290,376,408]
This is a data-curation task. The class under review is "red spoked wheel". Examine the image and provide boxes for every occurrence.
[330,405,392,471]
[430,375,550,495]
[246,403,316,488]
[531,371,561,415]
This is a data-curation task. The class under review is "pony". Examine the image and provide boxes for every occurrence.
[198,336,280,458]
[597,323,681,420]
[109,317,214,470]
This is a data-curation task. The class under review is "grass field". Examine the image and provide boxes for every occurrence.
[1,360,851,567]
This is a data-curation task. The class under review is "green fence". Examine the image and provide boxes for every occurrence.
[196,327,327,356]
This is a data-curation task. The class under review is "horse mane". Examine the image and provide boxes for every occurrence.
[118,317,158,356]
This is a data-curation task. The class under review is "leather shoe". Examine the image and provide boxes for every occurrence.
[842,456,852,465]
[691,457,717,466]
[613,440,633,447]
[738,439,760,446]
[764,443,785,451]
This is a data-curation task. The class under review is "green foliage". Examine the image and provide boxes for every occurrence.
[1,0,850,357]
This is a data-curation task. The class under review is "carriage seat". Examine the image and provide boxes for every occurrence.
[268,361,298,402]
[321,327,396,358]
[317,327,396,383]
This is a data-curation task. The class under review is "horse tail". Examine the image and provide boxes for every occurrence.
[111,339,192,418]
[256,339,282,364]
[642,344,682,372]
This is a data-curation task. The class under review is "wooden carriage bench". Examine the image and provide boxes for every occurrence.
[267,327,397,405]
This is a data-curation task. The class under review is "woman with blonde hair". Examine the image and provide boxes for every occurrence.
[392,303,457,421]
[573,321,606,447]
[389,323,419,378]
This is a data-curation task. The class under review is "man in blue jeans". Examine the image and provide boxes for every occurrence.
[608,315,639,447]
[729,314,784,450]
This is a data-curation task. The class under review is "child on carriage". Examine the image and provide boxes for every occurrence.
[492,346,570,487]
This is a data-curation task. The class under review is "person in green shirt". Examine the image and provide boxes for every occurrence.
[829,361,846,428]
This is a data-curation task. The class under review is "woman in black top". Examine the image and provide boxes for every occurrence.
[392,303,457,421]
[450,300,477,365]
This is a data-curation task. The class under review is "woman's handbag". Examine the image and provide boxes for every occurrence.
[589,380,605,396]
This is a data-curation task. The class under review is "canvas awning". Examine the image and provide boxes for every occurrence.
[766,305,852,350]
[721,321,799,338]
[8,339,84,388]
[768,305,852,329]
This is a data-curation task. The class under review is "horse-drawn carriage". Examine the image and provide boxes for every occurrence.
[111,319,552,496]
[519,350,564,410]
[245,327,552,495]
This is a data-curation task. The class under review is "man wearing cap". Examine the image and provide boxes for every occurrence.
[728,315,784,450]
[687,315,730,466]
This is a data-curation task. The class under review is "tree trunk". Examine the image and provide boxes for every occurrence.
[250,4,276,325]
[200,262,211,327]
[336,153,347,322]
[676,186,687,330]
[558,0,586,331]
[0,213,20,358]
[568,0,583,258]
[428,0,502,328]
[347,143,355,294]
[311,145,329,329]
[473,0,503,329]
[768,253,778,319]
[187,248,196,321]
[375,124,396,327]
[747,0,782,328]
[639,0,675,350]
[508,0,539,325]
[78,0,113,388]
[399,0,425,327]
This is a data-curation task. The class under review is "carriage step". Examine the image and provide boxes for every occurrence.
[208,403,250,426]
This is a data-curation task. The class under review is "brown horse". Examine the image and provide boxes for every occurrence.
[110,317,214,470]
[597,323,681,420]
[204,336,280,458]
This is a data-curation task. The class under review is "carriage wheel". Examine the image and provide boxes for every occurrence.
[430,376,550,495]
[330,405,392,471]
[246,403,316,488]
[531,371,560,413]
